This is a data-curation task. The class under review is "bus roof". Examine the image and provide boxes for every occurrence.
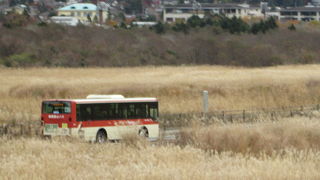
[43,98,158,104]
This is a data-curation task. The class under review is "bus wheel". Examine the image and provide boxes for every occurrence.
[139,128,149,138]
[96,130,107,143]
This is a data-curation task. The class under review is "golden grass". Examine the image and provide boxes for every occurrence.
[2,65,320,120]
[0,133,320,180]
[178,117,320,154]
[1,65,320,179]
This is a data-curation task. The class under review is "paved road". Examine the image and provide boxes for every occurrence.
[160,128,180,141]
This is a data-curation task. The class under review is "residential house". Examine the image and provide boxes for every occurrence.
[57,3,108,24]
[2,4,28,15]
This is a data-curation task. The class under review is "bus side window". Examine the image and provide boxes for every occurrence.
[148,103,158,120]
[128,104,135,119]
[108,104,115,119]
[101,104,108,120]
[76,105,81,121]
[121,103,128,119]
[136,103,148,118]
[92,104,104,120]
[145,104,150,118]
[79,105,91,121]
[85,106,92,121]
[135,103,143,118]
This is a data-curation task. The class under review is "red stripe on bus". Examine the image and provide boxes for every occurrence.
[43,118,158,128]
[79,119,158,128]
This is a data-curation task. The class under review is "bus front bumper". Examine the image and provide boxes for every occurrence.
[43,124,70,136]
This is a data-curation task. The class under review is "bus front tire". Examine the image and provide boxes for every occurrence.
[96,130,107,143]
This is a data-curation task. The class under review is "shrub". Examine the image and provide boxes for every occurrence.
[2,12,31,28]
[220,16,249,34]
[172,22,189,34]
[288,24,296,31]
[186,15,205,28]
[3,53,38,67]
[151,21,166,34]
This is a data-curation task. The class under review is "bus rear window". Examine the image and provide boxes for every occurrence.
[42,101,71,114]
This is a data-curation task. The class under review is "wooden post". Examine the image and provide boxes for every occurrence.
[20,124,23,136]
[222,111,225,121]
[243,110,245,122]
[4,124,8,135]
[28,124,32,137]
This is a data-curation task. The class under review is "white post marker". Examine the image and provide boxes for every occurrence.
[203,90,209,114]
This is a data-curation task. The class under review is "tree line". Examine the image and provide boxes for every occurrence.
[151,15,278,35]
[0,22,319,68]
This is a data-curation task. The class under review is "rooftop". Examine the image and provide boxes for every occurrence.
[281,7,320,12]
[43,98,158,104]
[58,3,97,11]
[164,3,246,9]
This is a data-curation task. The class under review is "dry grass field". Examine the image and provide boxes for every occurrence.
[1,117,320,180]
[1,65,320,179]
[1,65,320,118]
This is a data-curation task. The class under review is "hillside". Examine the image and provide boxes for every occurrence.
[1,23,320,67]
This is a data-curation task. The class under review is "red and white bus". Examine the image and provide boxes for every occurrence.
[41,95,159,142]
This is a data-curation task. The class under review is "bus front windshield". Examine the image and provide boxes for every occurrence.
[42,101,71,114]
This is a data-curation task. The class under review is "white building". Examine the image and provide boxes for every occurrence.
[279,7,320,21]
[163,3,264,23]
[50,16,79,26]
[57,3,109,24]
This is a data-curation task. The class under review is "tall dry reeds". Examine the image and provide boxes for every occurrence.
[1,65,320,179]
[178,117,320,154]
[0,135,320,180]
[2,65,320,119]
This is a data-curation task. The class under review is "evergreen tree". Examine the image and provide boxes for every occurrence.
[172,22,189,34]
[258,20,267,33]
[152,22,166,34]
[250,22,260,34]
[187,15,203,28]
[220,16,249,34]
[265,16,278,29]
[288,24,296,31]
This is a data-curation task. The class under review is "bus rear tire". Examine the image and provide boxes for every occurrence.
[96,129,107,143]
[139,127,149,138]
